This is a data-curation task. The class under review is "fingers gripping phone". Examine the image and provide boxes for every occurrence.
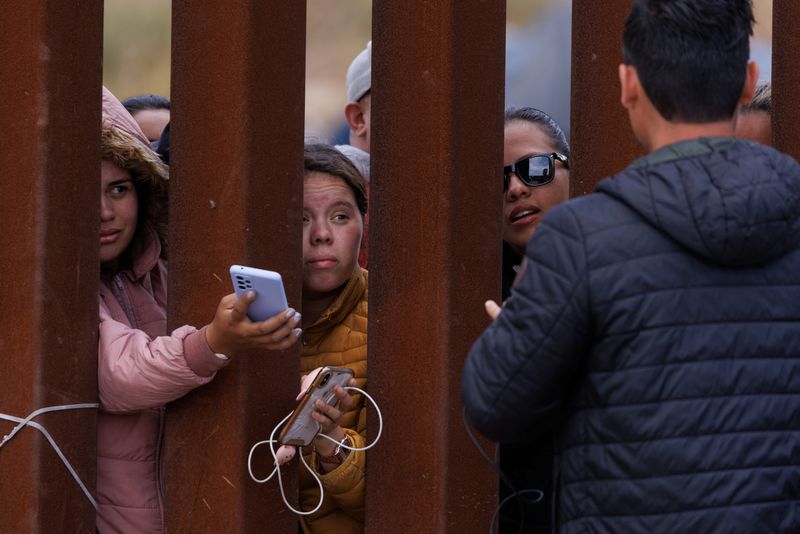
[279,367,355,447]
[230,265,288,322]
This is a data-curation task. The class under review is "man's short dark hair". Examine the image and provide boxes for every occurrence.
[121,94,171,114]
[304,143,368,216]
[622,0,754,123]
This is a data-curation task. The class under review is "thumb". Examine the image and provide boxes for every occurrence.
[484,299,502,320]
[231,290,256,322]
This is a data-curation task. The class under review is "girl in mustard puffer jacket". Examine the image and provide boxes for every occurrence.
[294,144,369,534]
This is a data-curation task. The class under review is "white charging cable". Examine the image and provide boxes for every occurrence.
[1,403,99,509]
[247,386,383,516]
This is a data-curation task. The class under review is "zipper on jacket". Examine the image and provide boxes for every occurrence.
[110,273,168,530]
[111,274,138,327]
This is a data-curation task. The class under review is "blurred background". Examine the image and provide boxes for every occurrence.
[104,0,774,141]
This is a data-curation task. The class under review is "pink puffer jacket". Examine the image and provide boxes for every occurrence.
[97,88,228,533]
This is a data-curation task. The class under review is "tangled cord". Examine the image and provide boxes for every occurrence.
[247,386,382,516]
[1,403,99,509]
[461,407,544,534]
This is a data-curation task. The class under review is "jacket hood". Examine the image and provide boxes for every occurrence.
[101,87,169,273]
[597,137,800,267]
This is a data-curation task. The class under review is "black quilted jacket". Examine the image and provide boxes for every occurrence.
[463,137,800,533]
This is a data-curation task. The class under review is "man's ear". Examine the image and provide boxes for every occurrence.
[738,60,759,106]
[344,102,367,137]
[618,63,640,111]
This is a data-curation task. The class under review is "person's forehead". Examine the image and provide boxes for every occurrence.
[304,172,357,204]
[133,108,170,140]
[504,121,557,163]
[101,159,132,182]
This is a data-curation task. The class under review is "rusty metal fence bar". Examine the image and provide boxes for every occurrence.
[367,1,505,532]
[4,1,795,533]
[570,0,642,196]
[0,2,103,532]
[164,2,306,532]
[772,0,799,162]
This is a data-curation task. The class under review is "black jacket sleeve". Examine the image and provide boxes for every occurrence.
[462,204,591,443]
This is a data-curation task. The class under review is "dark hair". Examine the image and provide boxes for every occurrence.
[304,143,368,216]
[122,94,171,114]
[622,0,754,122]
[504,106,570,156]
[156,122,170,165]
[741,82,771,115]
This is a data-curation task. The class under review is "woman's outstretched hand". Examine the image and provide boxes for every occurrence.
[205,291,302,356]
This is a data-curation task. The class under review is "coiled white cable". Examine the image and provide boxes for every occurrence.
[1,403,99,509]
[247,386,382,515]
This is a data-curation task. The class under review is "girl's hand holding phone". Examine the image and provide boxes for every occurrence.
[273,368,356,467]
[205,291,302,357]
[296,369,356,457]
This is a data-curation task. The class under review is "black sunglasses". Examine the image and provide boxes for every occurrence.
[503,152,569,191]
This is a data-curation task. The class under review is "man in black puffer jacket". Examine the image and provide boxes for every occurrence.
[463,1,800,532]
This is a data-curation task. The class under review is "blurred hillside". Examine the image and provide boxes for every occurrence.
[103,0,171,98]
[104,0,773,140]
[103,0,563,138]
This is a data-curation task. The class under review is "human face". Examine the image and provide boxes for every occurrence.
[734,110,772,146]
[100,159,138,266]
[303,172,364,298]
[132,108,170,143]
[503,120,570,255]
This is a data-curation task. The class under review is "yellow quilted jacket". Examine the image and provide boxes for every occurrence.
[299,267,368,534]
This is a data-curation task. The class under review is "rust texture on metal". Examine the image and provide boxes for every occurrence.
[772,1,800,161]
[165,2,305,532]
[368,1,505,531]
[570,0,643,197]
[0,2,103,532]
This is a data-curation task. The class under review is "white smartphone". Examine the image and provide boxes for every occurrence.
[278,366,355,447]
[229,265,288,322]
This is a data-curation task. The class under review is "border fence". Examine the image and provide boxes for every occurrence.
[1,1,794,532]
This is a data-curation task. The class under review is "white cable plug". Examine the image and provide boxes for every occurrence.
[247,385,382,515]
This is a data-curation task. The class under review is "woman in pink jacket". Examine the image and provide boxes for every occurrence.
[97,87,300,533]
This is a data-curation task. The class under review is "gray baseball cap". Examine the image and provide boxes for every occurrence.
[346,41,372,102]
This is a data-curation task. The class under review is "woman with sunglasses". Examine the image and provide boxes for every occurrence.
[499,107,569,533]
[502,107,570,299]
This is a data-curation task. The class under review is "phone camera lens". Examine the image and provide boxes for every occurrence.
[319,373,331,387]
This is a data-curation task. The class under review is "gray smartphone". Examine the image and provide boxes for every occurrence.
[278,366,355,447]
[229,265,288,322]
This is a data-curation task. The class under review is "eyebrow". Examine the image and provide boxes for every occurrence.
[302,199,358,214]
[330,200,356,210]
[108,179,134,186]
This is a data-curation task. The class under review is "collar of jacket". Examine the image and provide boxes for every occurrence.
[303,267,367,346]
[630,136,739,169]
